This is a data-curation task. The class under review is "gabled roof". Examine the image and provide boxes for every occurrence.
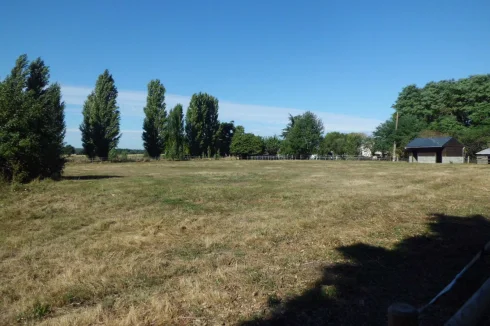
[476,148,490,155]
[405,137,453,149]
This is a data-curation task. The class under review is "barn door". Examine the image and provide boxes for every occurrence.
[436,151,442,163]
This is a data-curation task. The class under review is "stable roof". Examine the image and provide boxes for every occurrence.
[405,137,453,149]
[476,148,490,155]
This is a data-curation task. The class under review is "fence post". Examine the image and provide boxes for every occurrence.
[388,303,418,326]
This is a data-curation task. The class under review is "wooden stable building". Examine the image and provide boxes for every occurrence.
[406,137,465,164]
[476,148,490,164]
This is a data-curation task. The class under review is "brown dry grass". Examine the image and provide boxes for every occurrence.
[1,160,490,325]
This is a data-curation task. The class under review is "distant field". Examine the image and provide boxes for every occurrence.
[1,161,490,325]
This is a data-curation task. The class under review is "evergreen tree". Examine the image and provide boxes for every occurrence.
[230,126,264,158]
[142,79,166,158]
[185,93,219,156]
[281,111,324,157]
[263,135,282,155]
[215,121,235,156]
[166,104,185,159]
[80,70,120,158]
[0,55,65,182]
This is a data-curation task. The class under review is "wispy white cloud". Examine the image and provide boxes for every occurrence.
[62,85,382,143]
[62,86,188,117]
[66,128,142,134]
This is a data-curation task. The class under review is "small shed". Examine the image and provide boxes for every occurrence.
[405,137,464,164]
[476,148,490,164]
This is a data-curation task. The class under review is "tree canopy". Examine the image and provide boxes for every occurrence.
[166,104,185,160]
[373,114,427,156]
[0,55,65,182]
[263,135,281,155]
[185,93,220,156]
[281,112,324,157]
[142,79,166,158]
[230,126,263,158]
[80,70,120,158]
[215,121,235,156]
[383,75,490,157]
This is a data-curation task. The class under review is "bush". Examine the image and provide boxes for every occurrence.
[119,150,129,162]
[108,148,118,162]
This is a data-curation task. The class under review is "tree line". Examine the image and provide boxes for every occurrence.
[2,54,490,182]
[373,74,490,157]
[76,67,369,160]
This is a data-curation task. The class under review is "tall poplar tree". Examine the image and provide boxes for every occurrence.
[166,104,185,159]
[142,79,166,158]
[184,93,219,156]
[80,70,120,158]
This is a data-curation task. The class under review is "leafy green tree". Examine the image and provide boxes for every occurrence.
[185,93,219,156]
[215,121,235,156]
[373,114,427,156]
[459,126,490,157]
[230,126,263,158]
[281,114,296,138]
[80,70,120,158]
[0,55,65,183]
[166,104,185,160]
[63,144,76,156]
[281,111,324,157]
[383,74,490,156]
[320,132,346,155]
[345,133,365,156]
[142,80,167,158]
[264,135,281,155]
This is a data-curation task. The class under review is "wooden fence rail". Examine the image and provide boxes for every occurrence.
[388,241,490,325]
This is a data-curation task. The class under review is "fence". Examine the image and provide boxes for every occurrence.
[65,154,149,163]
[65,154,223,163]
[388,240,490,325]
[66,154,483,164]
[246,155,407,162]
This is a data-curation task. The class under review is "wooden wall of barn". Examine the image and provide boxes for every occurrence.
[442,138,464,157]
[477,156,490,164]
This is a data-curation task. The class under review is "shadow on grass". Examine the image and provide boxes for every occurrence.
[62,175,123,180]
[241,214,490,326]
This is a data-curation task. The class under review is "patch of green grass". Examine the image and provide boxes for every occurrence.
[17,301,51,322]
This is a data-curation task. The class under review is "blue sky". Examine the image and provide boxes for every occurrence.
[1,0,489,149]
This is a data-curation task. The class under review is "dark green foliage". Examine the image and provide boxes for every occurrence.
[319,132,368,156]
[0,55,65,183]
[142,80,166,158]
[459,126,490,157]
[263,135,281,155]
[344,133,365,155]
[63,144,76,156]
[215,121,235,156]
[373,114,427,156]
[80,70,120,159]
[281,111,324,157]
[320,132,346,155]
[230,126,263,158]
[385,74,490,156]
[114,148,145,154]
[166,104,185,160]
[185,93,219,156]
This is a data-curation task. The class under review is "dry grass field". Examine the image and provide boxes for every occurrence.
[1,160,490,325]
